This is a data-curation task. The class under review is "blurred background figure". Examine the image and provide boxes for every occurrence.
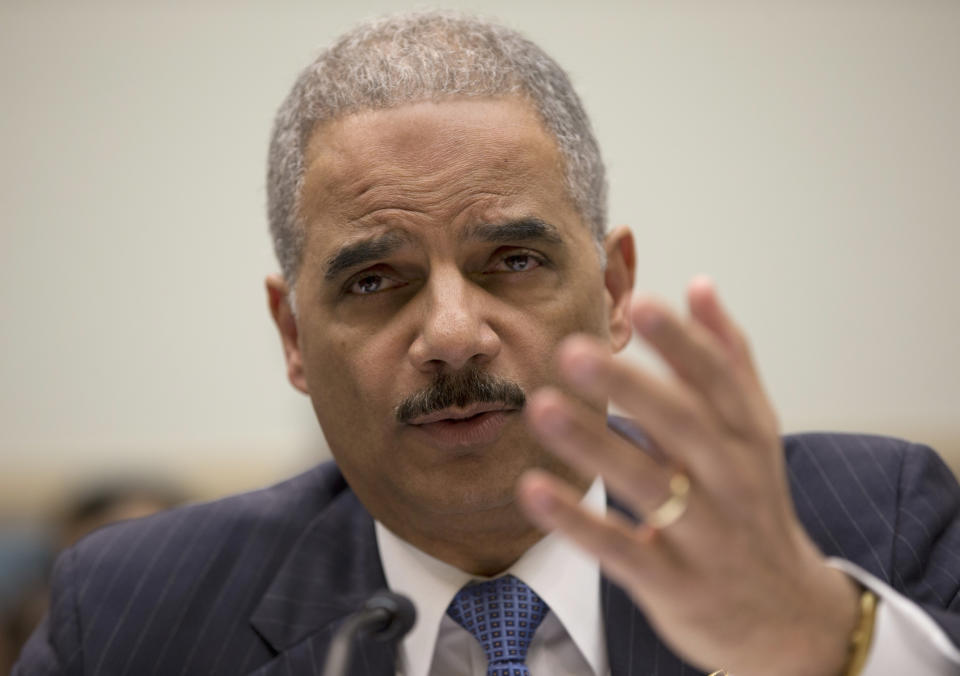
[0,478,185,674]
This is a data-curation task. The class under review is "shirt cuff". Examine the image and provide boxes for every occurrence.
[826,557,960,675]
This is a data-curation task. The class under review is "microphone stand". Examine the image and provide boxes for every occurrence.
[322,590,416,676]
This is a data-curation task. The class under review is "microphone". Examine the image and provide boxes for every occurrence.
[322,590,417,676]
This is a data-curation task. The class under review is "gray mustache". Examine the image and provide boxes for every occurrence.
[395,369,526,424]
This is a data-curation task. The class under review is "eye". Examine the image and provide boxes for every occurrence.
[347,272,405,295]
[488,251,545,274]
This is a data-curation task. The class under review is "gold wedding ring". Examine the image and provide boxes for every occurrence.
[645,472,691,530]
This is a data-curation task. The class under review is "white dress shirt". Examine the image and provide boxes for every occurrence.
[828,558,960,675]
[375,480,959,676]
[377,478,607,676]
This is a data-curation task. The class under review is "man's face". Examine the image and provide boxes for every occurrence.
[274,97,628,533]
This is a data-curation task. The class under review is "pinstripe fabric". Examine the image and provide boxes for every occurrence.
[14,433,960,676]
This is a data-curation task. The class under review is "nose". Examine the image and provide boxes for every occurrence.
[408,268,501,373]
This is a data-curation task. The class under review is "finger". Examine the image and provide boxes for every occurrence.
[687,276,754,374]
[525,387,678,517]
[630,297,756,433]
[557,335,721,468]
[516,469,674,587]
[687,277,779,434]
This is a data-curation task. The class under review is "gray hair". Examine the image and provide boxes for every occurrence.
[267,10,608,285]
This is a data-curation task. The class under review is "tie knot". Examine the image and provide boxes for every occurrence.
[446,575,549,676]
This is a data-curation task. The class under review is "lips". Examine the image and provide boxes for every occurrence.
[406,403,519,449]
[407,402,517,426]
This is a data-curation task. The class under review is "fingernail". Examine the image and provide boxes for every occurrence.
[538,405,569,436]
[690,274,714,292]
[634,304,662,335]
[566,350,601,386]
[528,488,556,514]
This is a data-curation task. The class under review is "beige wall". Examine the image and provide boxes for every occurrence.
[2,1,959,517]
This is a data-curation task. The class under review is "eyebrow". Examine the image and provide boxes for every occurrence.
[463,218,563,245]
[324,230,410,280]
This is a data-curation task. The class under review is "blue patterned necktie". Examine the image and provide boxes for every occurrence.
[446,574,550,676]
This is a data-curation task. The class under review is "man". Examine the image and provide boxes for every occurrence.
[15,11,960,676]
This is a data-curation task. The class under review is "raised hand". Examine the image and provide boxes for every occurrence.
[518,276,861,676]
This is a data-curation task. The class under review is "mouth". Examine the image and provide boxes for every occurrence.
[407,402,518,426]
[406,403,519,449]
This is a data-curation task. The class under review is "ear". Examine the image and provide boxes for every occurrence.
[603,226,636,353]
[266,274,309,394]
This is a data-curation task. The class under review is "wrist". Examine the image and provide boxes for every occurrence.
[839,587,878,676]
[798,567,865,676]
[757,563,863,676]
[810,567,864,676]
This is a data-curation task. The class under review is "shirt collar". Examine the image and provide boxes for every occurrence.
[375,477,606,676]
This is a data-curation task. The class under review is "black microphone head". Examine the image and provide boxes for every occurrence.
[363,590,416,643]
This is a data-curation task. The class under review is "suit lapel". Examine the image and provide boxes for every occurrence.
[248,488,396,676]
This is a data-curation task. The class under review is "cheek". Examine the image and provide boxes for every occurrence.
[538,272,609,339]
[573,266,612,331]
[487,276,609,396]
[301,320,409,422]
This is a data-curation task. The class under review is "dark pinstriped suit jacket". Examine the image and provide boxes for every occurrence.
[15,433,960,676]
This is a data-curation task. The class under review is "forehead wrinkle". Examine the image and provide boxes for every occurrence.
[316,123,545,211]
[318,163,507,227]
[327,138,526,223]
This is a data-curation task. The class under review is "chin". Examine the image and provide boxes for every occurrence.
[401,453,535,517]
[440,452,582,518]
[428,483,519,516]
